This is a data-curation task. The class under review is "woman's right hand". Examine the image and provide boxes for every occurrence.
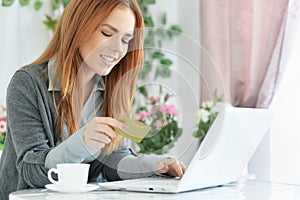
[83,117,126,148]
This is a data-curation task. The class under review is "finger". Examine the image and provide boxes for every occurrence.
[171,161,183,178]
[180,162,187,174]
[96,117,127,130]
[91,133,112,144]
[96,124,116,139]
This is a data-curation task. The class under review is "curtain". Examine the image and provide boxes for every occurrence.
[199,0,300,182]
[200,0,289,108]
[0,2,51,105]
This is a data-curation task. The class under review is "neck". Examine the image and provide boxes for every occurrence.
[76,64,96,106]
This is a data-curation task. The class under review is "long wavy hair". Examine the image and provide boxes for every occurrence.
[30,0,144,154]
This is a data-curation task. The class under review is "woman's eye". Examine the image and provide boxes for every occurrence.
[101,31,112,37]
[122,37,133,44]
[122,39,130,44]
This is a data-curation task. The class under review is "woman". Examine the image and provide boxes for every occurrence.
[0,0,186,199]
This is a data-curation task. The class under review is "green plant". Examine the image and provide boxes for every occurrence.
[1,0,69,31]
[137,0,182,80]
[134,86,182,154]
[193,92,223,144]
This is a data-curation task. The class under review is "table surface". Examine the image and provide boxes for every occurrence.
[9,180,300,200]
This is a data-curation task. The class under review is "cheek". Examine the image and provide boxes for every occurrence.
[80,43,95,61]
[80,36,105,59]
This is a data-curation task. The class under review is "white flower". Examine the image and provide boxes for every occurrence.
[211,102,222,113]
[201,101,214,110]
[211,102,232,113]
[196,108,210,123]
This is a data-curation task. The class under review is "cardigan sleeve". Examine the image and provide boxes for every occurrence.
[6,70,53,188]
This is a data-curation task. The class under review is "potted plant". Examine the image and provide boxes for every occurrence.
[133,86,182,155]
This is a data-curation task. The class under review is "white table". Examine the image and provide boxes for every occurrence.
[9,180,300,200]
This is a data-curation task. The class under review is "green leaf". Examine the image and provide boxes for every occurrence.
[19,0,29,6]
[144,16,154,27]
[161,13,167,26]
[156,28,167,38]
[144,29,155,48]
[62,0,69,8]
[155,66,171,79]
[139,61,152,79]
[136,106,147,113]
[52,0,60,10]
[170,25,182,33]
[143,0,155,5]
[2,0,14,6]
[43,15,58,31]
[137,86,148,98]
[167,25,182,39]
[34,0,42,10]
[160,59,173,67]
[152,51,164,59]
[0,135,4,144]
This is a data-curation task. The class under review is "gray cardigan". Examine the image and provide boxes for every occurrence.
[0,62,162,200]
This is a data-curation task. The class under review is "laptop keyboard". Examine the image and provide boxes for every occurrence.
[124,178,180,187]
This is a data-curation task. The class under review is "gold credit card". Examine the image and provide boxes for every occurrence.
[115,116,151,143]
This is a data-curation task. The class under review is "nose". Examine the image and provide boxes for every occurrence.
[110,36,124,53]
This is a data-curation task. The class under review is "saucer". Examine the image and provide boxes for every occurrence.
[45,184,99,193]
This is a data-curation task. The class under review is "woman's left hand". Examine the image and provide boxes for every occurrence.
[157,158,187,178]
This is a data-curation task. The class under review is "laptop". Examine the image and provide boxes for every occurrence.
[98,105,272,193]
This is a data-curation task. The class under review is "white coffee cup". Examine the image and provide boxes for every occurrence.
[47,163,90,188]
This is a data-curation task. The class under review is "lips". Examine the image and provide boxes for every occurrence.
[100,55,117,66]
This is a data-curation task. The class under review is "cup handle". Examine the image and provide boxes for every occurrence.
[47,168,59,184]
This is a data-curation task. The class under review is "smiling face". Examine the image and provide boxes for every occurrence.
[79,6,135,77]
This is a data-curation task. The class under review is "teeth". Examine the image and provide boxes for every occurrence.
[101,55,115,63]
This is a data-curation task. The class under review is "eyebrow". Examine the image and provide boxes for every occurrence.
[102,24,134,38]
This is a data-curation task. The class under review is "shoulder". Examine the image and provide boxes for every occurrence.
[9,62,49,90]
[17,62,49,83]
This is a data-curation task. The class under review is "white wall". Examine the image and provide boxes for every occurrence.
[0,2,51,105]
[268,13,300,185]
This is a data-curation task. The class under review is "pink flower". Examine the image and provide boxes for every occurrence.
[161,105,169,113]
[148,96,159,104]
[0,116,6,122]
[0,120,6,133]
[164,105,178,116]
[153,119,169,128]
[150,105,161,115]
[134,110,150,121]
[150,104,178,117]
[154,120,163,128]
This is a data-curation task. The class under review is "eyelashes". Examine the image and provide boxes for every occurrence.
[101,31,131,44]
[101,31,112,37]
